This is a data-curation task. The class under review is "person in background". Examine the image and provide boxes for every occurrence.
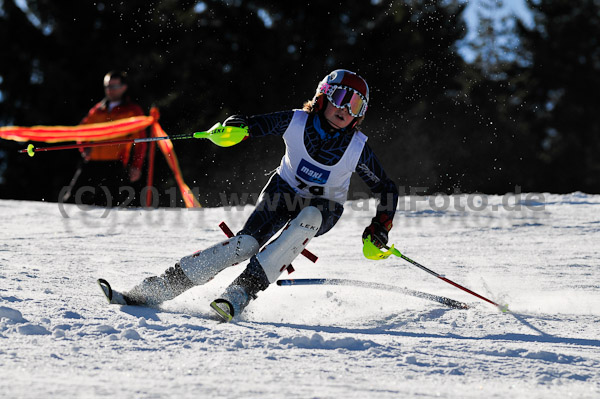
[63,70,147,206]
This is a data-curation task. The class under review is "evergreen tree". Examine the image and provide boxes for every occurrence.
[6,1,588,203]
[511,0,600,192]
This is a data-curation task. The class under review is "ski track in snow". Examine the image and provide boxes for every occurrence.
[1,194,599,398]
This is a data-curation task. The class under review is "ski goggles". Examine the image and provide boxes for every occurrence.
[324,85,368,117]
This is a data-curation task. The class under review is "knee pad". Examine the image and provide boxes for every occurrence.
[256,206,322,284]
[179,235,260,285]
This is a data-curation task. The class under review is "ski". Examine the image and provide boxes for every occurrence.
[277,278,469,309]
[97,278,130,305]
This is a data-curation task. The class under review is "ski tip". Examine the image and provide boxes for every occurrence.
[97,278,113,303]
[97,279,130,305]
[210,299,233,323]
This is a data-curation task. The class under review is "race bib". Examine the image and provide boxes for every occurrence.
[296,159,330,185]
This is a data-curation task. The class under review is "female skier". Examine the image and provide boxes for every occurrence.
[99,69,399,322]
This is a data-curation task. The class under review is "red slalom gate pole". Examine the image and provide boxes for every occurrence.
[219,221,318,263]
[145,141,156,207]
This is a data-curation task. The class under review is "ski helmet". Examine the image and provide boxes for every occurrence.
[315,69,369,118]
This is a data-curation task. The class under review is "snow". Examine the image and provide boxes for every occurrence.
[1,194,599,398]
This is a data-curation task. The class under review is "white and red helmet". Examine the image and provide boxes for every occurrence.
[315,69,369,118]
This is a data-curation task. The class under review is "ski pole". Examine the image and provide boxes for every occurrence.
[392,248,504,309]
[19,133,194,157]
[363,238,508,312]
[19,123,248,157]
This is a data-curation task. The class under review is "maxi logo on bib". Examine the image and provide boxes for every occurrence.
[296,159,330,185]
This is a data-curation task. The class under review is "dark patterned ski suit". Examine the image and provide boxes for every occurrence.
[236,110,398,246]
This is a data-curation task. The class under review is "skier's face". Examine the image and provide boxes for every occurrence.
[323,102,354,130]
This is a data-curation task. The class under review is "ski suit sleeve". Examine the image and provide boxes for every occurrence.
[224,111,294,138]
[356,143,399,230]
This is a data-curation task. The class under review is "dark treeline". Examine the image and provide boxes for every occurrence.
[0,0,599,207]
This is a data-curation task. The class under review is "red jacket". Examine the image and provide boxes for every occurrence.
[81,99,147,170]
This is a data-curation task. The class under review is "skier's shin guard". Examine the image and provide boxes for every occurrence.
[179,235,260,285]
[257,206,322,284]
[212,207,322,320]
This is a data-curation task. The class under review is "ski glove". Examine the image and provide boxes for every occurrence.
[223,114,248,128]
[362,214,393,249]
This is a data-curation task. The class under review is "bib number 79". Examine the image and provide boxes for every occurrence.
[296,177,324,196]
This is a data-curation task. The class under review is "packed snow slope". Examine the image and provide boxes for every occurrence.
[1,193,599,398]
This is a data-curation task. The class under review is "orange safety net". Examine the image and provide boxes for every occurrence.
[0,116,155,143]
[149,108,201,208]
[0,107,201,208]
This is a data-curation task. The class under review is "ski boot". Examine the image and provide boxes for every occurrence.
[210,257,269,321]
[210,285,251,322]
[99,264,193,306]
[211,206,322,321]
[125,263,195,306]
